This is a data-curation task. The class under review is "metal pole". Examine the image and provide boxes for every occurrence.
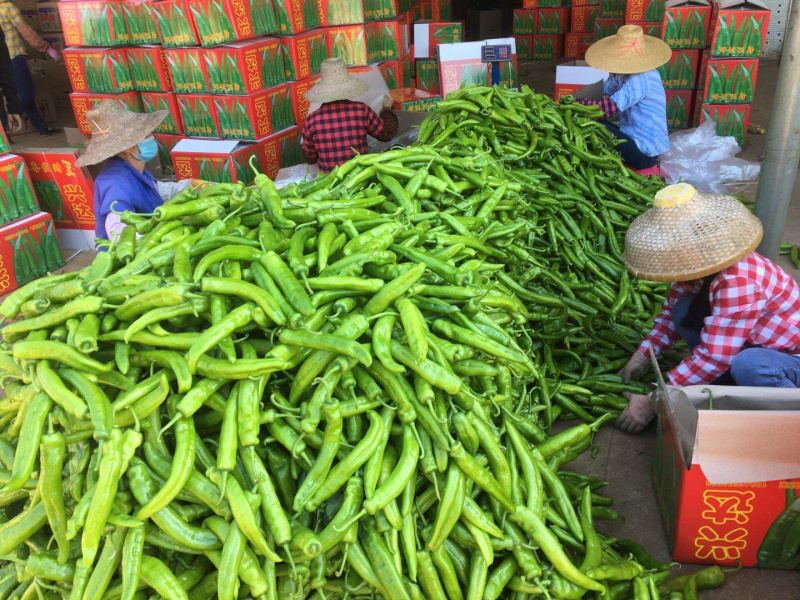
[754,0,800,259]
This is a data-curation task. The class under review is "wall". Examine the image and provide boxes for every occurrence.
[764,0,789,59]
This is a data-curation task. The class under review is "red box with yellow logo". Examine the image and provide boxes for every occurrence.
[176,94,220,137]
[537,7,569,33]
[279,30,327,81]
[152,0,201,48]
[21,152,71,229]
[273,0,320,34]
[257,126,303,179]
[188,0,257,47]
[365,14,410,62]
[212,84,295,141]
[58,0,131,47]
[171,138,261,183]
[625,0,665,24]
[378,52,413,89]
[0,155,39,227]
[288,76,320,123]
[571,6,598,32]
[125,45,172,92]
[69,91,143,136]
[164,48,211,94]
[141,92,184,135]
[206,38,286,95]
[63,47,134,94]
[564,32,594,59]
[654,382,800,568]
[0,212,64,294]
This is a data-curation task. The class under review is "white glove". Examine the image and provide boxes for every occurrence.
[618,352,649,384]
[615,391,656,434]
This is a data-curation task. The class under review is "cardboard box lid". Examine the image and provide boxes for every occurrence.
[665,0,711,6]
[715,0,768,9]
[555,59,608,85]
[222,36,275,49]
[172,139,240,154]
[652,351,800,485]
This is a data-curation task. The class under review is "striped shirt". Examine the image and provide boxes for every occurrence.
[604,70,670,157]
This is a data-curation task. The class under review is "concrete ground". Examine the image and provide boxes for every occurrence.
[5,59,799,596]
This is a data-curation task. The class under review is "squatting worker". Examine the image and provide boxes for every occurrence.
[578,25,671,170]
[302,58,398,173]
[616,183,800,433]
[75,101,200,243]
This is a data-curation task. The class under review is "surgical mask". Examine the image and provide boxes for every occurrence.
[134,137,158,162]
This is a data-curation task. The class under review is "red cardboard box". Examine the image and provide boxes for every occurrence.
[531,35,563,59]
[188,0,257,47]
[595,17,623,39]
[625,0,665,23]
[573,0,599,6]
[20,152,71,229]
[70,91,143,135]
[513,10,537,34]
[599,0,624,18]
[0,212,64,293]
[514,35,532,59]
[165,48,211,94]
[141,92,184,135]
[207,38,286,95]
[378,52,413,88]
[43,152,96,231]
[366,15,409,62]
[413,21,464,57]
[59,0,131,47]
[628,20,664,37]
[0,155,39,226]
[279,30,327,81]
[415,58,439,94]
[522,0,566,6]
[709,0,770,58]
[258,126,303,179]
[653,381,800,567]
[288,76,320,123]
[571,6,598,32]
[663,0,711,49]
[700,57,758,104]
[273,0,320,34]
[212,84,295,140]
[564,32,594,59]
[388,87,440,110]
[317,0,365,25]
[665,89,693,128]
[537,8,569,33]
[126,45,172,92]
[327,25,369,66]
[657,48,700,89]
[250,0,279,35]
[154,133,185,175]
[123,0,160,45]
[409,0,451,20]
[153,0,201,48]
[171,138,261,183]
[176,94,220,137]
[555,59,607,100]
[695,102,750,145]
[364,0,411,22]
[63,47,134,94]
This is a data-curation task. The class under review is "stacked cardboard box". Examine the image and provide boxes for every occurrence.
[513,7,569,60]
[412,20,462,95]
[566,0,599,60]
[625,0,665,39]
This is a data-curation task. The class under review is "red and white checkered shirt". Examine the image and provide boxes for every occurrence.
[637,252,800,386]
[301,100,398,173]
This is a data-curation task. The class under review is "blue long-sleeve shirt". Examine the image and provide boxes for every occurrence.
[93,157,163,241]
[604,70,670,157]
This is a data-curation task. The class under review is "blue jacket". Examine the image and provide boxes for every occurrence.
[93,158,163,240]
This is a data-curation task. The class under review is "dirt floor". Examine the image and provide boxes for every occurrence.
[8,60,800,596]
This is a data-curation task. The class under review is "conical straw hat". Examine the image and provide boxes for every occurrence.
[304,58,369,104]
[75,100,167,167]
[585,24,672,74]
[624,183,763,282]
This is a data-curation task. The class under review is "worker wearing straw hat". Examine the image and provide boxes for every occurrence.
[578,24,672,170]
[302,58,398,173]
[616,183,800,433]
[76,100,203,244]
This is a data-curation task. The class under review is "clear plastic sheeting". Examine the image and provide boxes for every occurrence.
[659,120,761,193]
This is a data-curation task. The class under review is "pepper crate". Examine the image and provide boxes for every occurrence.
[58,0,130,47]
[123,0,160,44]
[0,155,39,227]
[0,212,64,294]
[206,38,287,95]
[63,47,134,94]
[212,84,296,141]
[126,46,173,92]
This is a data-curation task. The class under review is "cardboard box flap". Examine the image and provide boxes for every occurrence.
[173,139,239,154]
[665,0,710,6]
[715,0,768,9]
[555,60,608,86]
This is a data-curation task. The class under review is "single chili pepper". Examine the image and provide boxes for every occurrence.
[120,525,145,600]
[2,392,51,493]
[40,431,69,564]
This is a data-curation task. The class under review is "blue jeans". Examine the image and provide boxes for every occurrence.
[11,56,46,133]
[601,121,658,170]
[671,294,800,387]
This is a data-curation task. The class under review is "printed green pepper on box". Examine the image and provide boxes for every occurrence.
[412,20,463,58]
[594,17,623,39]
[514,35,532,59]
[599,0,624,19]
[206,38,286,95]
[19,152,70,228]
[513,9,538,34]
[153,0,201,48]
[536,7,568,33]
[365,14,410,62]
[364,0,411,21]
[141,92,184,135]
[709,2,770,58]
[657,48,700,90]
[0,155,39,227]
[153,132,185,175]
[693,97,750,146]
[69,91,143,135]
[326,25,370,66]
[188,0,257,47]
[249,0,279,34]
[123,0,160,44]
[59,0,130,47]
[700,57,759,104]
[63,47,134,94]
[171,138,260,184]
[0,212,63,293]
[564,32,595,59]
[279,30,327,81]
[164,48,211,94]
[665,89,693,129]
[662,0,712,49]
[213,84,295,141]
[415,57,439,94]
[273,0,320,34]
[287,76,320,123]
[377,52,414,89]
[257,125,303,178]
[125,45,172,92]
[318,0,365,25]
[176,94,220,137]
[532,34,563,59]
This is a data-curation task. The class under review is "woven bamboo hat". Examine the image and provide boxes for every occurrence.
[305,58,369,104]
[585,24,672,74]
[75,100,167,167]
[624,183,763,282]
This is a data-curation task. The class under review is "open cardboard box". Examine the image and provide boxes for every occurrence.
[651,350,800,568]
[554,59,607,100]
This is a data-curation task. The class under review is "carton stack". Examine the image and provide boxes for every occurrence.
[513,5,570,60]
[566,0,599,60]
[413,20,463,96]
[596,0,624,39]
[0,134,66,293]
[625,0,665,37]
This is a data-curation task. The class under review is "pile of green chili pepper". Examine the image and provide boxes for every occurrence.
[0,84,727,599]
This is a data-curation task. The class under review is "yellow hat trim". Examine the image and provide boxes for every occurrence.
[653,183,697,209]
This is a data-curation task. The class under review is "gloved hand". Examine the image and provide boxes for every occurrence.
[46,46,61,62]
[615,391,656,434]
[618,352,649,384]
[383,94,395,109]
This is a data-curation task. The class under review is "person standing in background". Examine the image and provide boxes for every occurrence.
[0,26,23,136]
[0,0,60,136]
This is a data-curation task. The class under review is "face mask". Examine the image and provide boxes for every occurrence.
[134,137,158,162]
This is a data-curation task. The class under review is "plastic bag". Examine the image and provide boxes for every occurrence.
[273,163,320,189]
[659,120,761,193]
